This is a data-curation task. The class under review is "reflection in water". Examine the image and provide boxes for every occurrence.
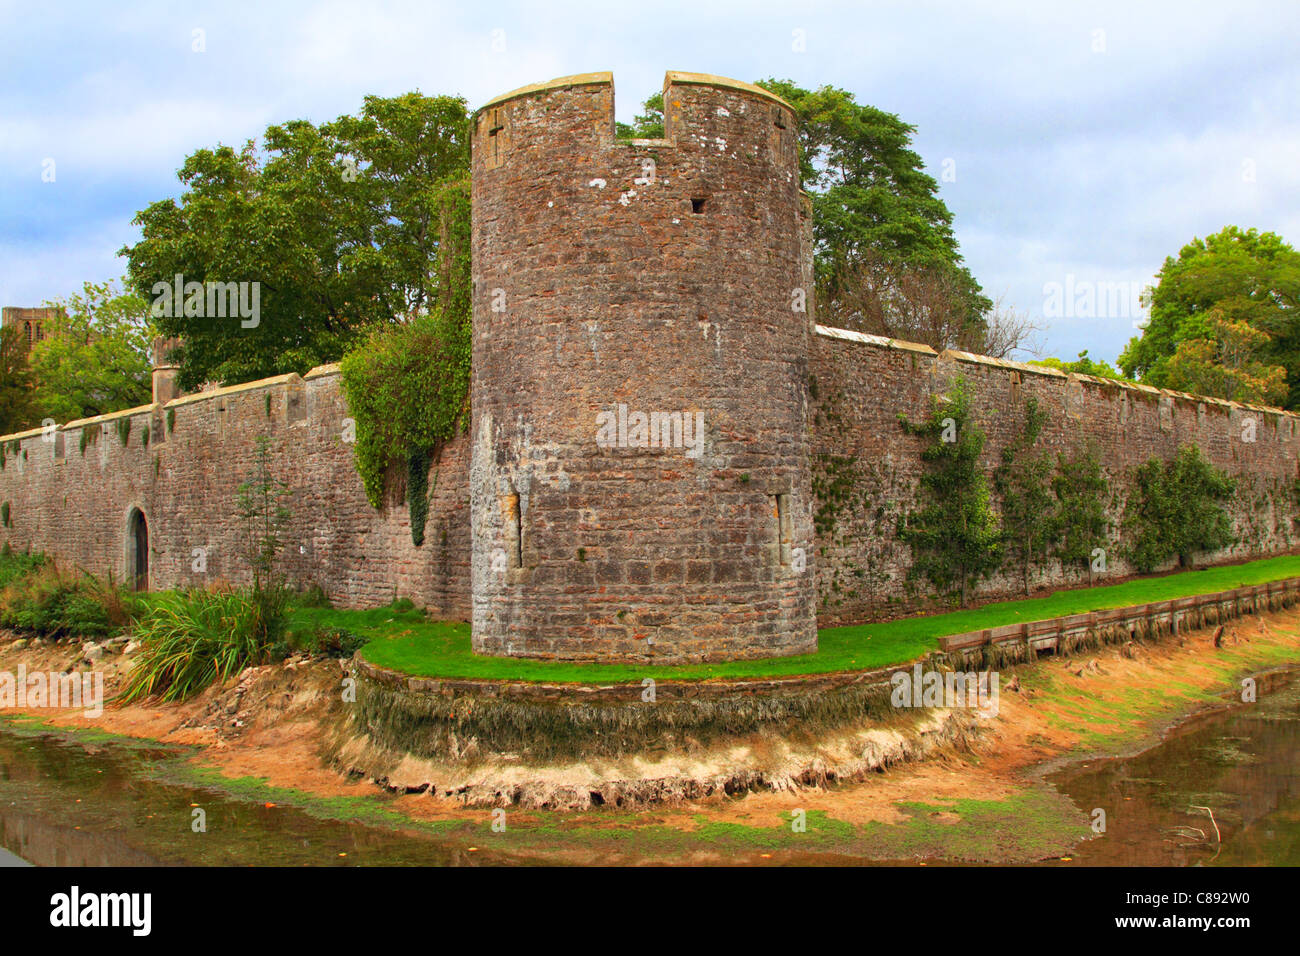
[0,729,499,866]
[1053,669,1300,866]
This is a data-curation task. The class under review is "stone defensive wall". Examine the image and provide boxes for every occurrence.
[2,324,1298,641]
[808,325,1300,623]
[0,366,470,618]
[3,68,1299,659]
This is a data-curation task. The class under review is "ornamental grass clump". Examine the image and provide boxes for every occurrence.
[119,586,262,703]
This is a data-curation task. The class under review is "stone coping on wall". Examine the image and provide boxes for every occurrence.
[941,347,1068,380]
[0,363,346,446]
[0,425,52,443]
[813,324,937,356]
[304,362,341,380]
[61,402,159,432]
[163,372,303,409]
[474,71,615,117]
[813,323,1300,423]
[661,70,795,112]
[6,322,1292,448]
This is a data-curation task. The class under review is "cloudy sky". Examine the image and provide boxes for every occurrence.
[2,0,1297,363]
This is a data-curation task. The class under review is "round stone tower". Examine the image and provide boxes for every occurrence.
[470,71,816,663]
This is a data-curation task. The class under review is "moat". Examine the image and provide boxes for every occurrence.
[2,666,1296,867]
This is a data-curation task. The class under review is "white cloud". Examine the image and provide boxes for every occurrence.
[0,0,1296,370]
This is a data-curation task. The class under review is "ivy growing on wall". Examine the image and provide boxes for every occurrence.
[809,370,901,608]
[993,396,1054,595]
[1050,442,1110,584]
[339,177,471,547]
[1234,473,1270,553]
[898,377,1001,606]
[1123,445,1236,572]
[811,451,897,607]
[406,447,432,547]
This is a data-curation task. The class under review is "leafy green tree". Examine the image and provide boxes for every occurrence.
[899,379,1002,605]
[338,161,470,536]
[1119,226,1300,407]
[755,79,991,339]
[123,93,471,389]
[615,92,664,139]
[1030,350,1125,380]
[994,397,1054,595]
[28,281,152,423]
[1050,443,1109,584]
[1162,310,1287,405]
[0,325,38,434]
[1123,445,1236,572]
[619,82,994,349]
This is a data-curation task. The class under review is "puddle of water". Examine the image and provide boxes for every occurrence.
[0,726,525,866]
[1051,669,1300,866]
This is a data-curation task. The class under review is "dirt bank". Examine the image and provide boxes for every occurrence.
[2,610,1297,862]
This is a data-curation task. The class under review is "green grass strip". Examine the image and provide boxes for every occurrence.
[319,554,1300,683]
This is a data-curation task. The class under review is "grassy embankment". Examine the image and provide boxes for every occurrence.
[337,554,1300,682]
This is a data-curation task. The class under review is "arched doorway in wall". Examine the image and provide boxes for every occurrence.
[126,508,149,591]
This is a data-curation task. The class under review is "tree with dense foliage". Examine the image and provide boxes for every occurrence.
[899,379,1002,605]
[1030,350,1125,380]
[619,82,1012,354]
[1162,310,1288,406]
[27,281,153,423]
[123,92,471,390]
[1123,445,1236,572]
[0,325,38,434]
[817,250,1037,356]
[754,79,1003,351]
[994,397,1055,595]
[1119,226,1300,408]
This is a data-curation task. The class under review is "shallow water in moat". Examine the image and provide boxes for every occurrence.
[0,730,515,866]
[0,668,1296,866]
[1049,667,1300,866]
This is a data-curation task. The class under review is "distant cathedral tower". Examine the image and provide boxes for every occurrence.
[469,71,817,663]
[1,306,61,350]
